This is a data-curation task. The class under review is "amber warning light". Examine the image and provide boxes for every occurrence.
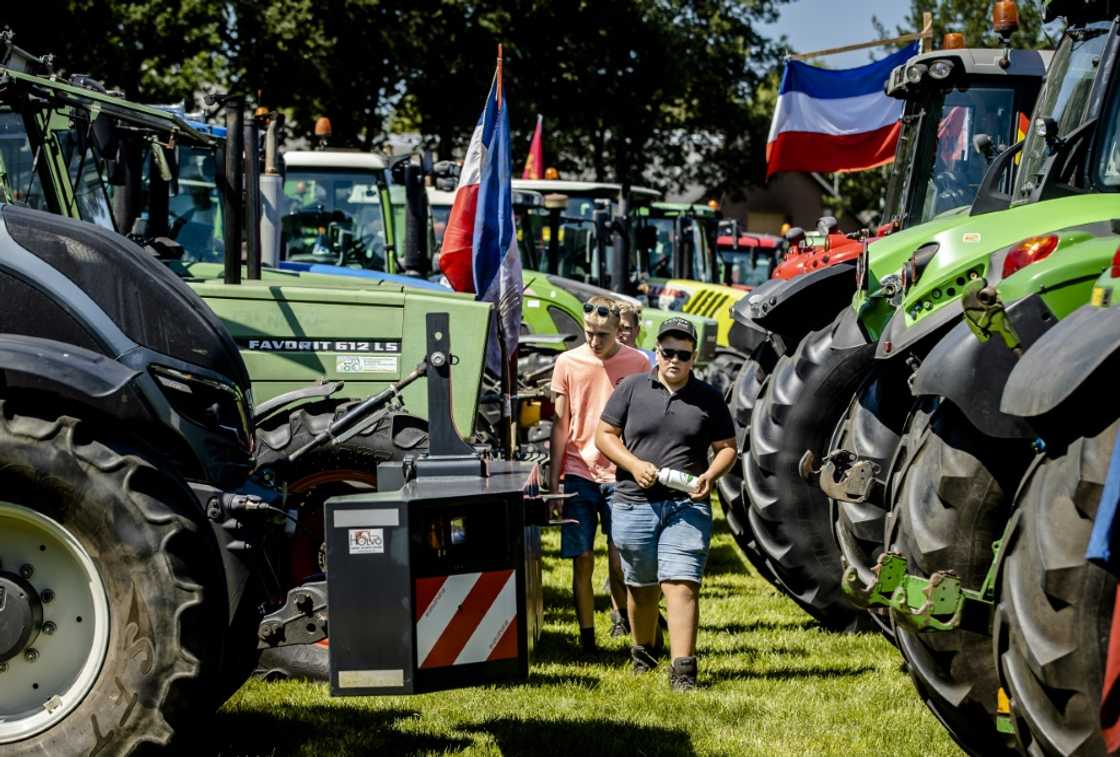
[942,33,965,50]
[993,1,1020,37]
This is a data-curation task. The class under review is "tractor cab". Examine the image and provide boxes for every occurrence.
[713,224,784,290]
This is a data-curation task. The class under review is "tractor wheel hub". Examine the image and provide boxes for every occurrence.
[0,571,43,663]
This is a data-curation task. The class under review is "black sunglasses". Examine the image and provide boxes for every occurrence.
[659,347,694,362]
[583,302,621,318]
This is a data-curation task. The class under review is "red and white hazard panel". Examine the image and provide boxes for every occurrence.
[414,570,518,668]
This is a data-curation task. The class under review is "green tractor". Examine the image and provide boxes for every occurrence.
[509,178,719,360]
[983,247,1120,754]
[0,51,548,678]
[770,8,1111,632]
[817,3,1120,750]
[726,39,1051,613]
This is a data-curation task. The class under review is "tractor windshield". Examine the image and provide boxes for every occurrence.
[1014,21,1112,200]
[281,168,389,271]
[905,86,1018,225]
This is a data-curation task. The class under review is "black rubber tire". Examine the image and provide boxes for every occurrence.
[830,365,912,587]
[996,420,1119,756]
[252,402,428,687]
[716,344,780,586]
[744,313,877,630]
[888,397,1032,756]
[0,403,225,755]
[704,350,745,404]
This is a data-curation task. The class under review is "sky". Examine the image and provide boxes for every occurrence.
[761,0,914,68]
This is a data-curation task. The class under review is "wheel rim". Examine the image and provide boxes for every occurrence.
[0,503,110,743]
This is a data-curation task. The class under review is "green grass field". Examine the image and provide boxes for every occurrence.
[215,508,961,756]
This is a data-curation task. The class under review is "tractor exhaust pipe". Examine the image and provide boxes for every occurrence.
[259,113,284,268]
[244,120,262,280]
[221,101,244,286]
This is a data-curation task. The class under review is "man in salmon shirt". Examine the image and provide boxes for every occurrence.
[550,296,652,653]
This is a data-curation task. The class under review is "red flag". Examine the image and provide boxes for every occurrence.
[522,115,543,180]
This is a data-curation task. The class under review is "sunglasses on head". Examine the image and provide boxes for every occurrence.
[659,347,694,362]
[583,302,620,318]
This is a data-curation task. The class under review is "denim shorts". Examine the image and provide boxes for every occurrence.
[611,497,713,585]
[560,475,614,558]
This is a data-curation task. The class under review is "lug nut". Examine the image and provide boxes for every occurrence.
[19,564,33,580]
[42,621,57,635]
[24,648,39,663]
[258,620,283,643]
[40,589,54,604]
[0,662,7,673]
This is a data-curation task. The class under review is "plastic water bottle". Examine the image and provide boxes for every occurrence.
[657,467,699,494]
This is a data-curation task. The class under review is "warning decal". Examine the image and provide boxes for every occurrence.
[414,570,518,668]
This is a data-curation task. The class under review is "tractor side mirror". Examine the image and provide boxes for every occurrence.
[973,133,996,160]
[1036,117,1061,151]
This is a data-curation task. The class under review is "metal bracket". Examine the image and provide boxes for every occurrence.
[841,552,990,632]
[801,449,883,504]
[257,581,328,649]
[962,278,1023,353]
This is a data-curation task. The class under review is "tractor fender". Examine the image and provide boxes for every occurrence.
[830,304,873,351]
[875,296,964,361]
[0,334,139,399]
[912,294,1056,439]
[1002,303,1120,419]
[746,263,856,336]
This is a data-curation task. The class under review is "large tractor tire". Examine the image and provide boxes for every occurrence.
[716,344,779,585]
[253,401,428,683]
[828,365,913,638]
[0,404,225,755]
[744,315,877,630]
[996,420,1119,756]
[888,398,1032,756]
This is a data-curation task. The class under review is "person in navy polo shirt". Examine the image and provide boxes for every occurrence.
[595,317,736,690]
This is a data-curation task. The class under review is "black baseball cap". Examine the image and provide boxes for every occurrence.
[656,316,697,344]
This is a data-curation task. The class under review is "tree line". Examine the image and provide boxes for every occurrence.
[9,0,789,195]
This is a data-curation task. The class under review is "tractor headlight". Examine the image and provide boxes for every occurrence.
[151,365,255,453]
[906,64,928,84]
[929,60,954,80]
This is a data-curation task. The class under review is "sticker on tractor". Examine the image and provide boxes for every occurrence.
[238,338,401,353]
[336,355,399,374]
[962,232,982,243]
[348,528,385,555]
[526,298,540,308]
[414,570,518,668]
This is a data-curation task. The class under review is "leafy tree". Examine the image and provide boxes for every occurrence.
[874,1,1054,52]
[8,0,224,103]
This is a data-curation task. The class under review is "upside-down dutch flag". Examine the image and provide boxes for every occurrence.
[439,62,522,367]
[766,43,918,178]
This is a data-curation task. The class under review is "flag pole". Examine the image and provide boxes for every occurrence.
[787,15,933,61]
[496,44,503,110]
[495,42,516,459]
